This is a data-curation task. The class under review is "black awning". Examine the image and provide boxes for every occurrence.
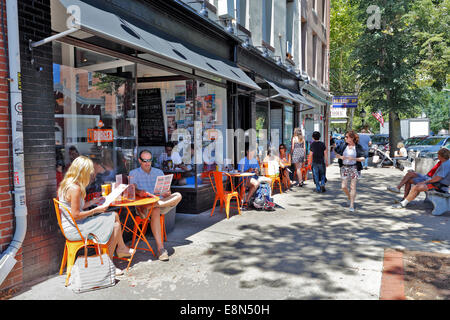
[59,0,261,90]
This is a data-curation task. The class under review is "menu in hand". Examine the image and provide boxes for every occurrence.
[153,174,173,196]
[103,184,128,207]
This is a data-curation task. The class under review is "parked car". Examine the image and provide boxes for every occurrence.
[408,135,450,160]
[369,134,389,157]
[402,135,429,148]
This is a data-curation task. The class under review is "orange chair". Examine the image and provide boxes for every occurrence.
[131,209,167,248]
[53,198,109,286]
[263,162,283,195]
[300,152,312,181]
[209,171,241,219]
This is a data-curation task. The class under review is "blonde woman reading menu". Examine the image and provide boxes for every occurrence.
[57,156,133,275]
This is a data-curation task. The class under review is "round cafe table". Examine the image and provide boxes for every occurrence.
[221,171,255,206]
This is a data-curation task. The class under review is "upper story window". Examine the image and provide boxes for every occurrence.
[262,0,272,44]
[301,21,307,72]
[322,0,326,24]
[312,34,317,79]
[236,0,247,27]
[286,0,294,59]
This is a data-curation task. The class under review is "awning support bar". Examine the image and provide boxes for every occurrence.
[29,27,79,49]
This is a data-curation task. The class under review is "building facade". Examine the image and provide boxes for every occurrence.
[0,0,330,293]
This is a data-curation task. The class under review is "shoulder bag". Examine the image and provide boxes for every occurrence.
[69,233,116,293]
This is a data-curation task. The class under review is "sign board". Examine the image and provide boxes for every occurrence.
[87,129,114,143]
[137,88,166,146]
[332,95,358,108]
[330,106,347,118]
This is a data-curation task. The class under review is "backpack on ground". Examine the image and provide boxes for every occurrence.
[252,182,275,211]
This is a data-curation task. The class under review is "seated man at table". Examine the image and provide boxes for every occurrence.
[238,144,272,210]
[129,150,182,261]
[158,142,183,169]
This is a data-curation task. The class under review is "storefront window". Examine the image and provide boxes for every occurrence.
[137,79,227,187]
[53,42,136,199]
[256,102,269,159]
[283,105,293,150]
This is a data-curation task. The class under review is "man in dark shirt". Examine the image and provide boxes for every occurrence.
[309,131,328,193]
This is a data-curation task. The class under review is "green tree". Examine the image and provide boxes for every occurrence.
[329,0,364,130]
[403,0,450,91]
[421,88,450,133]
[350,0,422,154]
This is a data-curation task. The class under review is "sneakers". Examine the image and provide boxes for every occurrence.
[349,207,355,212]
[321,185,326,193]
[387,186,401,193]
[158,248,169,261]
[392,203,405,209]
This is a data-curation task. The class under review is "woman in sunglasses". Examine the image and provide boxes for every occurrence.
[335,130,365,212]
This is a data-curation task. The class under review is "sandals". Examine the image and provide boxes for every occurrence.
[116,248,135,258]
[115,268,124,276]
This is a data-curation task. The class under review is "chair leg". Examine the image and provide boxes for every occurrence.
[278,179,282,194]
[225,198,231,219]
[211,196,219,217]
[59,244,68,275]
[235,195,241,216]
[160,215,166,243]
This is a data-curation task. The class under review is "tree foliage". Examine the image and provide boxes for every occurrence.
[403,0,450,91]
[329,0,363,95]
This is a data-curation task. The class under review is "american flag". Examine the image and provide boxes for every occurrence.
[372,110,384,127]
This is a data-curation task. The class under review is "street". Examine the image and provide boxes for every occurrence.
[10,163,450,300]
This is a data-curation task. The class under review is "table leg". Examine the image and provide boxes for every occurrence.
[118,204,157,271]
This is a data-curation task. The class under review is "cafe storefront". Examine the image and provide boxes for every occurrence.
[49,0,260,213]
[235,43,315,159]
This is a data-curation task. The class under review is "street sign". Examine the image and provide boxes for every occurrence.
[332,95,358,108]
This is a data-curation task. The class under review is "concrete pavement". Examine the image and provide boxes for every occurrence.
[10,163,450,300]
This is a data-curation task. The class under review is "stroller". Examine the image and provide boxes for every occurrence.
[371,145,393,167]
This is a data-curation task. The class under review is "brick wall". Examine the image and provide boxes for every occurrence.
[18,0,63,285]
[1,0,63,293]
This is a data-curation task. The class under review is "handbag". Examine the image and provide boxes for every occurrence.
[69,233,116,293]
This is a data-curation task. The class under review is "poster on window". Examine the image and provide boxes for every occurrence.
[175,85,186,103]
[198,94,216,125]
[175,104,185,125]
[167,116,176,139]
[166,101,176,115]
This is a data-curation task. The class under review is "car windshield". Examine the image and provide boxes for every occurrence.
[420,137,445,146]
[371,136,387,144]
[406,138,424,146]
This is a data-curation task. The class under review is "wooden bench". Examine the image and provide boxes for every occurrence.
[425,190,450,216]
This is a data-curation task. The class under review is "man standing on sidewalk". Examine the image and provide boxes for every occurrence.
[358,128,372,170]
[309,131,328,193]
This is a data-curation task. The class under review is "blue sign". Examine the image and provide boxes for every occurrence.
[332,95,358,108]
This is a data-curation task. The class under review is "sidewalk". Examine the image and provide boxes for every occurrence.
[10,163,450,300]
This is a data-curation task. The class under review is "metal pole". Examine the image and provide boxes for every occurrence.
[0,0,28,286]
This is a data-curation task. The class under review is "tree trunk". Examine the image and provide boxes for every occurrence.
[389,111,402,158]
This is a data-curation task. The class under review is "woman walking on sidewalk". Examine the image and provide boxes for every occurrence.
[291,127,306,186]
[335,130,365,212]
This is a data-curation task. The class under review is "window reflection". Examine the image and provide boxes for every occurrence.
[53,42,136,199]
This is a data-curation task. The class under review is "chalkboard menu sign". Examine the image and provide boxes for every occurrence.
[137,88,166,146]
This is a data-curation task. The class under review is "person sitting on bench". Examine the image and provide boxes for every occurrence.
[392,148,450,209]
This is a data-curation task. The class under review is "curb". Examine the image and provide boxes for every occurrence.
[380,248,406,300]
